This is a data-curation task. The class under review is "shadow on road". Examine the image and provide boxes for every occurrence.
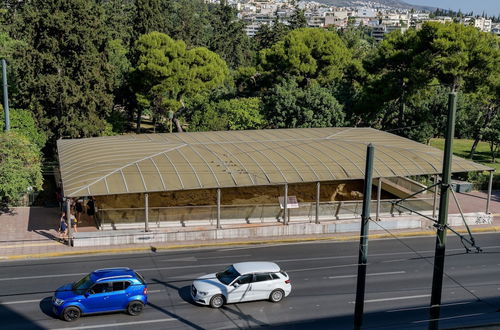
[0,303,45,330]
[39,296,55,319]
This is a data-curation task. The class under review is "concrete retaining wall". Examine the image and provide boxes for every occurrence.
[72,212,492,248]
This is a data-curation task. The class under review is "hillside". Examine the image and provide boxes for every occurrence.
[314,0,435,11]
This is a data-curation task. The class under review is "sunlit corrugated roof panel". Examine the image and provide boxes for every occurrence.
[57,128,493,197]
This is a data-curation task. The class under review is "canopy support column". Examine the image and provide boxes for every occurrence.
[486,171,493,214]
[217,188,221,229]
[432,175,438,219]
[145,193,149,232]
[65,198,73,246]
[284,184,288,225]
[376,178,382,221]
[315,182,320,224]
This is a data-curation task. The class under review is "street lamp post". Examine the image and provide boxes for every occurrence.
[1,59,10,131]
[168,110,174,133]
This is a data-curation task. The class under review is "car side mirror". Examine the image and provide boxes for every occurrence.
[84,292,90,297]
[233,282,240,288]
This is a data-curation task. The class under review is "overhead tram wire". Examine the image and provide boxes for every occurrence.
[368,218,500,312]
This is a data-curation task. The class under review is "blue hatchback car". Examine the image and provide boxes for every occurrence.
[52,268,148,321]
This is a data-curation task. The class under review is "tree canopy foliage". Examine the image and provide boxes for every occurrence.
[0,132,43,205]
[259,28,352,86]
[0,0,497,198]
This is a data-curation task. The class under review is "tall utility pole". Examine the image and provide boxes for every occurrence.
[354,143,375,330]
[429,92,457,330]
[2,59,10,131]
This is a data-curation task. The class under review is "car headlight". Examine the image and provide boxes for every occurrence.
[53,298,64,306]
[198,291,208,296]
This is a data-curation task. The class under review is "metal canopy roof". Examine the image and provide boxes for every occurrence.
[57,127,492,197]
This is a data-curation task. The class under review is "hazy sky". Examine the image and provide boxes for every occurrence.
[405,0,500,16]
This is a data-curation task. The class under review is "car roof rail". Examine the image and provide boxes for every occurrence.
[94,267,132,272]
[96,275,133,282]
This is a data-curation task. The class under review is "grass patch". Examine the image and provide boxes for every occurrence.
[430,138,499,189]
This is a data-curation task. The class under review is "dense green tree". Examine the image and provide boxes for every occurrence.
[262,79,344,128]
[133,0,166,39]
[0,131,43,206]
[254,17,289,51]
[102,0,135,47]
[106,39,131,93]
[132,32,229,132]
[418,22,499,92]
[0,108,47,149]
[259,28,352,87]
[167,0,212,48]
[9,0,115,142]
[187,96,264,131]
[481,118,499,162]
[337,27,375,60]
[185,95,229,131]
[288,8,307,30]
[207,2,254,68]
[362,22,499,144]
[214,97,264,130]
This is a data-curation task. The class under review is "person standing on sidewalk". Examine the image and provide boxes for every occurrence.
[69,211,78,234]
[75,200,83,223]
[87,197,95,224]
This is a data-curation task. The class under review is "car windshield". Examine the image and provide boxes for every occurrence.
[216,265,240,285]
[72,274,94,293]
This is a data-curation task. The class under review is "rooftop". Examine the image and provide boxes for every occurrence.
[57,127,492,197]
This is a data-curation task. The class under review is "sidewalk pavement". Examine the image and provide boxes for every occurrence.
[0,191,498,261]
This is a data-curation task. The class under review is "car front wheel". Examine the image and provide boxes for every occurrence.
[127,301,144,316]
[62,306,81,322]
[209,294,224,308]
[269,289,284,303]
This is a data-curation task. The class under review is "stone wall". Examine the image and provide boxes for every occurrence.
[94,180,393,209]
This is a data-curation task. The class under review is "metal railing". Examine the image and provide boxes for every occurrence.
[385,177,428,194]
[97,197,436,229]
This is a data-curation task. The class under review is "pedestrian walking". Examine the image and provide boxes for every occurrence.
[58,214,68,242]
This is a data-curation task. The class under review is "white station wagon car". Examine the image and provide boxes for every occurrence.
[191,261,291,308]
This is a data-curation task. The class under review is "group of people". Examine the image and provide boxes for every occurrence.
[57,197,95,241]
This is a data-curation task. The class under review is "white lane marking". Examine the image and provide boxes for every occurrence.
[3,243,500,282]
[52,318,176,330]
[387,301,471,313]
[0,272,87,281]
[1,299,41,305]
[0,289,184,306]
[288,264,359,273]
[349,294,430,304]
[217,244,291,251]
[328,271,405,280]
[413,313,484,324]
[382,259,409,263]
[160,254,251,262]
[147,289,164,294]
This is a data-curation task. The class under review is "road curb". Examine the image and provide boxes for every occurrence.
[4,226,500,260]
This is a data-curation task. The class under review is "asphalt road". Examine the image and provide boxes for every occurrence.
[0,232,499,330]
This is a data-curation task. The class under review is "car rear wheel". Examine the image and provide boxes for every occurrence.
[62,306,81,322]
[127,301,144,316]
[269,289,284,303]
[210,294,224,308]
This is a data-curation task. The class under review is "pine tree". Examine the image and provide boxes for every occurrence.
[10,0,115,143]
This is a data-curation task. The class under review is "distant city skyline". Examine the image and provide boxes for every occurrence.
[405,0,500,16]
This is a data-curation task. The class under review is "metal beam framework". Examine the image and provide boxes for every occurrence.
[57,128,492,198]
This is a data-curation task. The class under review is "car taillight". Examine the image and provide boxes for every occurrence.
[143,287,148,295]
[285,280,290,284]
